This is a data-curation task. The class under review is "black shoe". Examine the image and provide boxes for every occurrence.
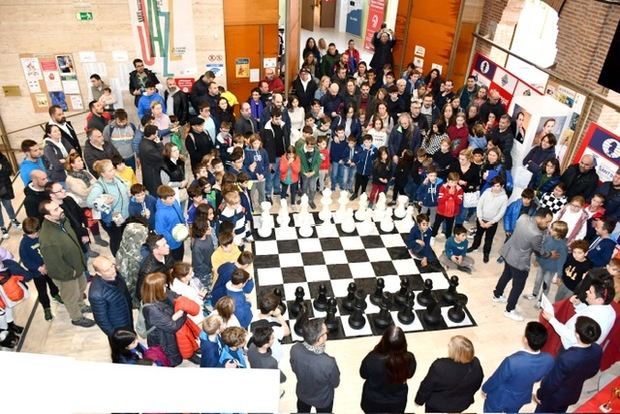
[71,317,96,328]
[0,330,18,348]
[387,201,396,207]
[309,201,317,210]
[349,194,357,201]
[8,322,24,335]
[266,196,272,203]
[188,353,201,365]
[467,246,476,253]
[483,254,490,263]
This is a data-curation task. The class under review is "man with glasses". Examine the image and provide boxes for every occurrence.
[560,154,600,200]
[129,58,160,107]
[410,99,430,136]
[88,256,133,336]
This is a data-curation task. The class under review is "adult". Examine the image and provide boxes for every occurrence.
[46,181,92,257]
[115,219,148,308]
[128,58,160,107]
[424,68,442,97]
[447,112,469,156]
[560,154,599,200]
[215,96,235,127]
[189,71,212,112]
[39,199,94,327]
[488,114,515,170]
[260,108,290,201]
[420,94,440,129]
[302,52,320,80]
[597,167,620,222]
[197,102,218,144]
[493,208,556,321]
[302,37,321,66]
[369,25,396,80]
[23,170,49,221]
[522,133,557,175]
[160,143,187,203]
[410,99,430,135]
[89,74,108,101]
[287,95,305,137]
[186,117,215,173]
[103,109,138,171]
[414,335,484,413]
[82,128,121,178]
[86,100,110,133]
[456,76,479,110]
[137,82,166,119]
[480,147,510,194]
[357,82,373,115]
[472,85,488,108]
[320,43,340,77]
[290,318,340,413]
[88,256,133,337]
[320,83,344,119]
[234,102,258,137]
[388,114,421,163]
[528,158,561,198]
[291,68,317,112]
[0,151,20,236]
[343,38,361,73]
[263,67,284,94]
[86,159,130,256]
[359,325,416,413]
[150,101,172,142]
[435,79,455,110]
[139,124,164,195]
[478,89,506,123]
[330,103,362,143]
[201,81,221,114]
[331,64,348,91]
[47,105,81,154]
[136,233,174,300]
[259,93,291,129]
[164,77,189,125]
[42,123,74,183]
[450,148,481,226]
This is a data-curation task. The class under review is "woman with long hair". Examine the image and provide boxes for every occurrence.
[314,75,331,101]
[302,37,321,65]
[302,52,319,80]
[522,133,557,175]
[528,157,561,199]
[424,68,441,97]
[354,61,368,87]
[160,143,187,204]
[441,103,456,127]
[287,95,306,134]
[472,85,488,108]
[110,328,150,364]
[215,96,235,126]
[331,103,362,143]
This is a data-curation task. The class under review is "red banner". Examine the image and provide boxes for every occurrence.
[364,0,386,51]
[174,78,195,94]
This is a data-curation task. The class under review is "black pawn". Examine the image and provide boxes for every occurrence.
[325,298,339,332]
[417,279,434,307]
[289,286,305,319]
[273,287,287,315]
[448,295,468,323]
[374,293,394,329]
[397,291,416,324]
[442,275,459,305]
[394,277,410,308]
[294,304,307,336]
[422,300,442,326]
[343,282,357,312]
[348,290,367,329]
[370,278,385,306]
[314,284,328,312]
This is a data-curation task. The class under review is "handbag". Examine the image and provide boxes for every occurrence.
[463,191,480,208]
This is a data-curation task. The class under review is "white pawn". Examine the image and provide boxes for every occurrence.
[375,192,387,211]
[394,195,409,219]
[258,208,273,238]
[260,201,273,228]
[321,188,333,206]
[380,207,395,233]
[299,220,313,238]
[355,193,369,221]
[341,208,356,233]
[319,202,332,222]
[359,211,374,236]
[401,206,415,232]
[276,199,290,226]
[334,194,348,223]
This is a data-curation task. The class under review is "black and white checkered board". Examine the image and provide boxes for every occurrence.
[252,211,476,342]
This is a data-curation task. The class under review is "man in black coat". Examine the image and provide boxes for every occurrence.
[479,89,506,123]
[136,234,175,300]
[89,256,134,337]
[189,72,214,112]
[24,170,49,221]
[129,58,160,107]
[291,68,318,111]
[83,129,121,178]
[560,154,600,200]
[260,108,290,200]
[369,26,396,80]
[488,115,515,170]
[164,77,189,125]
[186,117,215,172]
[139,124,164,196]
[46,181,93,256]
[234,102,258,137]
[47,105,81,154]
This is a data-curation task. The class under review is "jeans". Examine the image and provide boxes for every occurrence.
[301,173,319,202]
[318,170,328,192]
[281,182,299,205]
[532,267,554,299]
[297,399,333,413]
[124,155,136,171]
[342,165,356,191]
[494,263,529,312]
[470,220,499,256]
[455,206,476,226]
[266,157,282,196]
[405,179,419,202]
[330,161,344,191]
[421,206,437,225]
[250,179,266,209]
[0,198,17,228]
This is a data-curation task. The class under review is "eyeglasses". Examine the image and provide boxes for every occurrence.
[51,188,66,194]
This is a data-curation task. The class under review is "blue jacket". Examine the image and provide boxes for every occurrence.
[211,262,254,305]
[528,172,560,196]
[353,145,377,176]
[503,199,532,234]
[320,93,344,118]
[219,344,247,368]
[523,145,556,174]
[444,236,468,259]
[243,148,270,178]
[481,164,513,193]
[19,158,46,185]
[154,198,186,250]
[416,178,443,207]
[587,237,617,268]
[19,235,44,279]
[137,93,166,119]
[199,331,222,368]
[406,225,436,261]
[537,235,569,274]
[88,275,134,336]
[388,125,422,158]
[598,181,620,222]
[468,134,487,150]
[128,194,157,229]
[226,281,254,329]
[482,350,554,413]
[330,116,362,142]
[329,139,350,163]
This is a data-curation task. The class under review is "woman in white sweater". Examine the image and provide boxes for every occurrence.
[468,176,508,263]
[169,262,206,325]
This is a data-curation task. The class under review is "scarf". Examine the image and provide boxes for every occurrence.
[68,169,94,187]
[303,341,325,355]
[45,138,68,158]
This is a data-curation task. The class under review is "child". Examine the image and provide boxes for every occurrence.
[191,218,215,289]
[408,148,428,202]
[19,217,61,321]
[391,149,413,205]
[317,136,330,192]
[112,154,138,187]
[467,123,487,150]
[225,268,254,329]
[472,148,484,167]
[342,135,359,193]
[415,166,443,225]
[440,226,474,273]
[432,137,454,180]
[503,188,535,238]
[587,219,617,268]
[406,213,437,268]
[525,220,569,303]
[219,326,248,368]
[468,176,507,263]
[539,182,568,215]
[243,135,269,206]
[431,172,463,242]
[250,291,290,363]
[212,251,254,305]
[211,156,225,179]
[154,184,187,261]
[554,239,593,302]
[216,121,233,162]
[329,126,348,192]
[200,314,223,368]
[280,145,301,206]
[350,134,377,201]
[99,87,116,114]
[191,161,211,187]
[228,148,245,176]
[367,117,387,148]
[211,231,242,289]
[128,183,157,229]
[109,328,167,366]
[369,146,391,205]
[219,189,251,246]
[553,195,589,245]
[168,115,187,157]
[237,172,255,219]
[209,173,224,209]
[297,135,322,209]
[247,325,287,383]
[187,183,207,225]
[316,115,332,141]
[422,120,447,156]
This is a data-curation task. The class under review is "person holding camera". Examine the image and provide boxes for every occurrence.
[369,23,396,80]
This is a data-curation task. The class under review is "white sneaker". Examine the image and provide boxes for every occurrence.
[492,295,507,303]
[522,294,536,300]
[504,310,524,321]
[429,237,435,247]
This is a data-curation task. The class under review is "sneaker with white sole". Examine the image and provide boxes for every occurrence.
[429,237,435,247]
[522,294,536,300]
[492,295,507,303]
[0,227,8,240]
[504,310,524,321]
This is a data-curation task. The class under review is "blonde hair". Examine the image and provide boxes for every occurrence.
[202,314,223,335]
[92,159,113,175]
[551,220,568,239]
[448,335,475,364]
[459,148,473,161]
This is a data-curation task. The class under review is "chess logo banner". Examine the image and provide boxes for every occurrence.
[573,123,620,182]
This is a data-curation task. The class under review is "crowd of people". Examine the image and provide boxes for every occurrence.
[0,26,619,413]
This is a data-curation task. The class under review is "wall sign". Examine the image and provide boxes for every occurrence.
[573,123,620,182]
[364,0,386,51]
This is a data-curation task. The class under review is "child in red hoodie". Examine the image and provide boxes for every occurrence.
[431,171,463,242]
[317,136,330,192]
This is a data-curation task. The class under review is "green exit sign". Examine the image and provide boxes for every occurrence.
[76,12,93,21]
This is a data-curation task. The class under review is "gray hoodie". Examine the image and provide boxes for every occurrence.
[103,120,136,159]
[476,188,508,223]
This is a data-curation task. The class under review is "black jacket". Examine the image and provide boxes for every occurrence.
[129,68,160,106]
[46,121,81,155]
[0,152,15,200]
[83,140,121,178]
[560,164,600,201]
[234,116,258,137]
[161,158,185,183]
[88,275,134,336]
[60,195,89,240]
[189,78,210,112]
[185,130,214,171]
[360,350,416,411]
[24,185,48,221]
[136,253,175,300]
[164,89,190,124]
[291,77,318,111]
[143,290,185,367]
[479,100,506,124]
[369,32,396,72]
[139,138,165,196]
[489,127,515,170]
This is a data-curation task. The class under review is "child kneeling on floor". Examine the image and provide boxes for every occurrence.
[406,213,437,269]
[439,226,474,273]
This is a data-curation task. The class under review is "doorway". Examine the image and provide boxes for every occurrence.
[320,0,337,28]
[301,0,318,31]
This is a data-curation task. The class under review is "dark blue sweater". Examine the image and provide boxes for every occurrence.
[128,194,157,229]
[406,225,436,261]
[19,235,44,278]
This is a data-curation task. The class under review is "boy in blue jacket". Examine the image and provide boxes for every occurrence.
[406,213,437,268]
[503,188,535,238]
[154,185,186,261]
[342,135,359,192]
[415,166,442,225]
[225,268,255,329]
[482,321,554,413]
[349,134,377,201]
[199,314,223,368]
[439,226,474,273]
[587,219,617,268]
[19,217,61,321]
[128,183,157,229]
[329,126,348,192]
[211,251,254,305]
[243,135,269,206]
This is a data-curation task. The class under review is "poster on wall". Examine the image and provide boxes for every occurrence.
[235,58,250,78]
[573,123,620,183]
[43,71,63,91]
[512,104,532,144]
[127,0,198,77]
[364,0,386,51]
[346,0,363,37]
[20,58,43,82]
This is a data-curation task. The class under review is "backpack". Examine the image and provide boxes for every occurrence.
[135,302,155,338]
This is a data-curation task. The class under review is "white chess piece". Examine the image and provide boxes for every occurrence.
[260,201,273,228]
[334,193,348,223]
[359,212,375,236]
[341,208,356,233]
[299,220,313,238]
[380,207,395,233]
[355,193,369,221]
[321,188,332,206]
[394,195,409,219]
[276,199,290,226]
[319,200,332,222]
[401,206,415,232]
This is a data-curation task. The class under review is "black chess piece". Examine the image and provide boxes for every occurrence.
[273,287,287,315]
[348,290,367,329]
[343,282,357,312]
[294,304,308,336]
[313,284,328,312]
[325,298,339,332]
[370,278,385,306]
[374,293,394,329]
[417,279,434,307]
[288,286,305,319]
[442,275,459,305]
[448,294,468,323]
[397,291,416,324]
[422,299,443,326]
[394,277,410,308]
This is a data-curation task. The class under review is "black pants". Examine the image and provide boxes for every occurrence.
[170,245,185,262]
[297,399,333,413]
[33,274,59,309]
[361,398,406,414]
[392,181,406,202]
[431,213,455,238]
[353,174,370,197]
[101,221,125,257]
[281,182,299,205]
[471,220,499,256]
[494,262,529,312]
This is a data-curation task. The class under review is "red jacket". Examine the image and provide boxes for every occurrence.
[436,184,463,218]
[319,148,330,170]
[266,77,284,93]
[447,125,469,157]
[174,296,201,359]
[279,156,301,183]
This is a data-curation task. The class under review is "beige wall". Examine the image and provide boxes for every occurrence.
[0,0,224,151]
